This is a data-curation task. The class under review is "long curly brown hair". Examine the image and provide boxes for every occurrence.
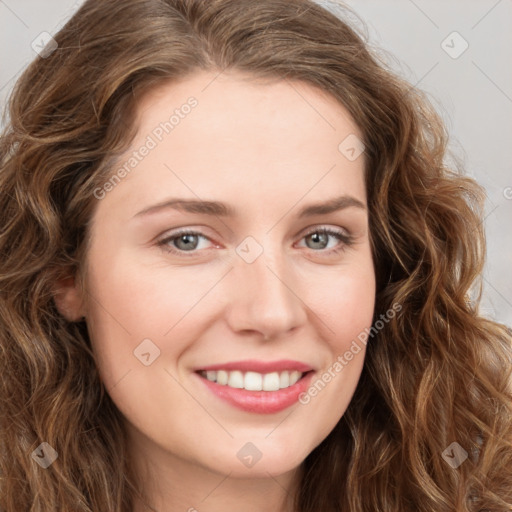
[1,0,511,510]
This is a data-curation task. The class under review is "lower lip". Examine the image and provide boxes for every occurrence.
[195,371,315,414]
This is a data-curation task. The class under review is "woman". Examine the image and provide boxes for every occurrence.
[1,0,511,511]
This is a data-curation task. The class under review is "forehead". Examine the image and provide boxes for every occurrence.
[134,70,362,147]
[96,70,367,221]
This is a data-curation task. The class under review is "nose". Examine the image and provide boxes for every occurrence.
[224,241,307,340]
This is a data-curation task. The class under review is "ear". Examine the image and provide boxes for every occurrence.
[52,274,86,322]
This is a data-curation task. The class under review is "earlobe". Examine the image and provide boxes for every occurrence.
[52,275,86,322]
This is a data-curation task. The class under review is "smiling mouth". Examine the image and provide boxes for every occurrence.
[197,369,312,391]
[195,368,316,414]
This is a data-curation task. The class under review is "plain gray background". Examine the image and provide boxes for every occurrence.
[1,0,511,327]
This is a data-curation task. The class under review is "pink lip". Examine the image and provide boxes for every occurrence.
[195,359,313,373]
[194,370,315,414]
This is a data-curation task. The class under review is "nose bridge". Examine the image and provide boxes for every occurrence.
[227,234,306,337]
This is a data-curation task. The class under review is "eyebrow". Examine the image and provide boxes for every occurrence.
[133,194,366,219]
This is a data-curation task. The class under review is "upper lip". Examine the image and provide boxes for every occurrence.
[195,359,314,373]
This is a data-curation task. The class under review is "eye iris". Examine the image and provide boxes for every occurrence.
[175,233,198,251]
[307,232,328,250]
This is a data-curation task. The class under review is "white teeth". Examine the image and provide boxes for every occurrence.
[217,370,229,385]
[289,370,302,385]
[244,371,262,391]
[228,370,244,388]
[200,369,306,391]
[262,372,280,391]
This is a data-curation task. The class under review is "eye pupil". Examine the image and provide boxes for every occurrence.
[175,234,198,250]
[307,232,328,249]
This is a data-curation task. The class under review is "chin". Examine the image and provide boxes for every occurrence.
[202,440,308,477]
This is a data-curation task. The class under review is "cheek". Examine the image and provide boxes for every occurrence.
[88,244,221,327]
[314,256,376,350]
[293,265,375,449]
[83,248,222,384]
[335,273,375,342]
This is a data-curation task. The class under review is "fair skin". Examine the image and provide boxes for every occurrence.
[54,70,376,512]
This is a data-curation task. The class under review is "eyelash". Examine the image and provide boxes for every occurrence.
[156,226,354,258]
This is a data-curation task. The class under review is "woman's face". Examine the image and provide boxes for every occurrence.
[59,70,375,480]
